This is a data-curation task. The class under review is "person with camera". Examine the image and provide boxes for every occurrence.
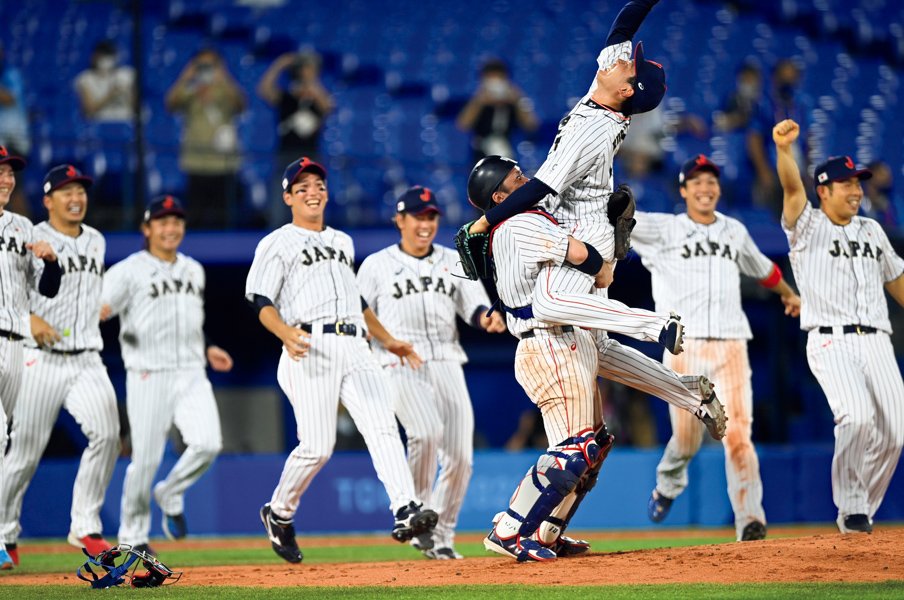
[456,58,538,163]
[165,48,246,230]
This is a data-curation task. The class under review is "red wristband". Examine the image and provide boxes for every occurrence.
[760,263,782,289]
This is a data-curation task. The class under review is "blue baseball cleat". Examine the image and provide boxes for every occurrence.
[648,489,674,523]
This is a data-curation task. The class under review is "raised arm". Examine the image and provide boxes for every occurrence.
[772,119,808,228]
[257,53,295,106]
[606,0,660,45]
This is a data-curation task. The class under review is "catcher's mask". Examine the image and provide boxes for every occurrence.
[76,544,182,589]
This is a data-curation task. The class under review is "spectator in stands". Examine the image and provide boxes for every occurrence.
[165,48,246,229]
[74,40,136,123]
[257,49,334,226]
[861,160,899,229]
[746,59,811,210]
[456,58,539,162]
[715,62,764,133]
[0,40,31,216]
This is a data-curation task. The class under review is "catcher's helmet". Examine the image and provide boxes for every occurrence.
[467,155,518,212]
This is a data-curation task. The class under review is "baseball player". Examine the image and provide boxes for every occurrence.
[0,147,61,570]
[245,157,438,564]
[773,119,904,534]
[101,195,233,556]
[633,154,801,541]
[357,186,506,560]
[0,165,121,566]
[466,158,727,562]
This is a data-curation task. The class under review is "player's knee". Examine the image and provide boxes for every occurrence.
[194,440,222,462]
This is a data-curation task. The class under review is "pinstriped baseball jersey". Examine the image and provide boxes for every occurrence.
[631,211,774,339]
[0,211,42,337]
[102,251,206,370]
[245,224,364,328]
[356,244,489,365]
[27,222,105,351]
[783,203,904,332]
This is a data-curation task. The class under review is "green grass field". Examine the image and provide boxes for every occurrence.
[1,531,901,599]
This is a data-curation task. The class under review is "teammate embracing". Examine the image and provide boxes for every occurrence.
[632,155,801,541]
[0,147,61,570]
[245,158,438,564]
[773,119,904,534]
[102,195,233,555]
[1,164,121,565]
[357,186,506,559]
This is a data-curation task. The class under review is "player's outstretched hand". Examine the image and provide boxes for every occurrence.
[479,309,507,333]
[781,292,802,317]
[26,240,57,262]
[385,338,423,369]
[772,119,800,147]
[280,325,311,361]
[30,314,61,347]
[206,345,234,372]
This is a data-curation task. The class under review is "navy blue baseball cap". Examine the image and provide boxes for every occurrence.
[814,156,872,186]
[679,154,720,185]
[628,42,666,115]
[43,164,93,194]
[143,194,186,222]
[0,145,26,171]
[282,156,327,191]
[396,186,442,215]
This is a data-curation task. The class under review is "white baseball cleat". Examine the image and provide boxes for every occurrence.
[695,376,727,440]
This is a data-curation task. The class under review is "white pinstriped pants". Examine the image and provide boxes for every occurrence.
[272,334,417,520]
[0,338,24,554]
[388,360,474,547]
[654,339,765,538]
[118,368,222,546]
[0,348,119,542]
[806,331,904,521]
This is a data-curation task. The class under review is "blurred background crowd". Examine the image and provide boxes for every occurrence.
[2,0,903,457]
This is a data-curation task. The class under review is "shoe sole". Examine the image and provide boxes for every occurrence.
[698,380,727,440]
[392,509,439,542]
[260,505,303,563]
[484,535,556,562]
[663,316,685,355]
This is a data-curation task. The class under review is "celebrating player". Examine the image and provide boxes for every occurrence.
[466,158,727,562]
[632,155,801,541]
[773,119,904,534]
[101,195,233,556]
[245,158,438,564]
[0,147,61,570]
[357,186,506,559]
[0,165,121,565]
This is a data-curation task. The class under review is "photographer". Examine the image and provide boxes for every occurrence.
[456,58,538,163]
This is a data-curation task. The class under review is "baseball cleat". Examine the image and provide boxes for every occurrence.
[740,521,767,541]
[6,544,18,567]
[0,549,13,571]
[696,377,727,440]
[410,531,435,552]
[648,489,674,523]
[391,502,438,543]
[424,546,464,560]
[550,535,591,557]
[67,533,112,558]
[484,530,556,562]
[162,513,188,541]
[837,514,872,534]
[658,312,685,355]
[260,504,303,563]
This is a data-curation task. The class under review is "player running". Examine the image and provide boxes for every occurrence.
[633,155,801,541]
[0,165,121,565]
[773,119,904,534]
[357,186,506,559]
[245,158,437,564]
[0,147,61,570]
[102,195,233,556]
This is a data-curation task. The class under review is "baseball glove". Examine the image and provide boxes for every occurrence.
[454,221,492,280]
[607,183,636,260]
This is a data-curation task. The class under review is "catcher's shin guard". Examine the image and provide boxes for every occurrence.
[536,424,615,547]
[492,431,600,541]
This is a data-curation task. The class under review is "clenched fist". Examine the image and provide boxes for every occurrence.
[772,119,800,147]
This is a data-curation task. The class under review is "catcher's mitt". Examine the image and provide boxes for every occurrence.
[454,220,492,280]
[607,183,636,260]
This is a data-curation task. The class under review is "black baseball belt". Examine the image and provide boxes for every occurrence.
[299,321,367,338]
[44,348,89,356]
[817,325,877,335]
[521,325,574,340]
[0,329,24,342]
